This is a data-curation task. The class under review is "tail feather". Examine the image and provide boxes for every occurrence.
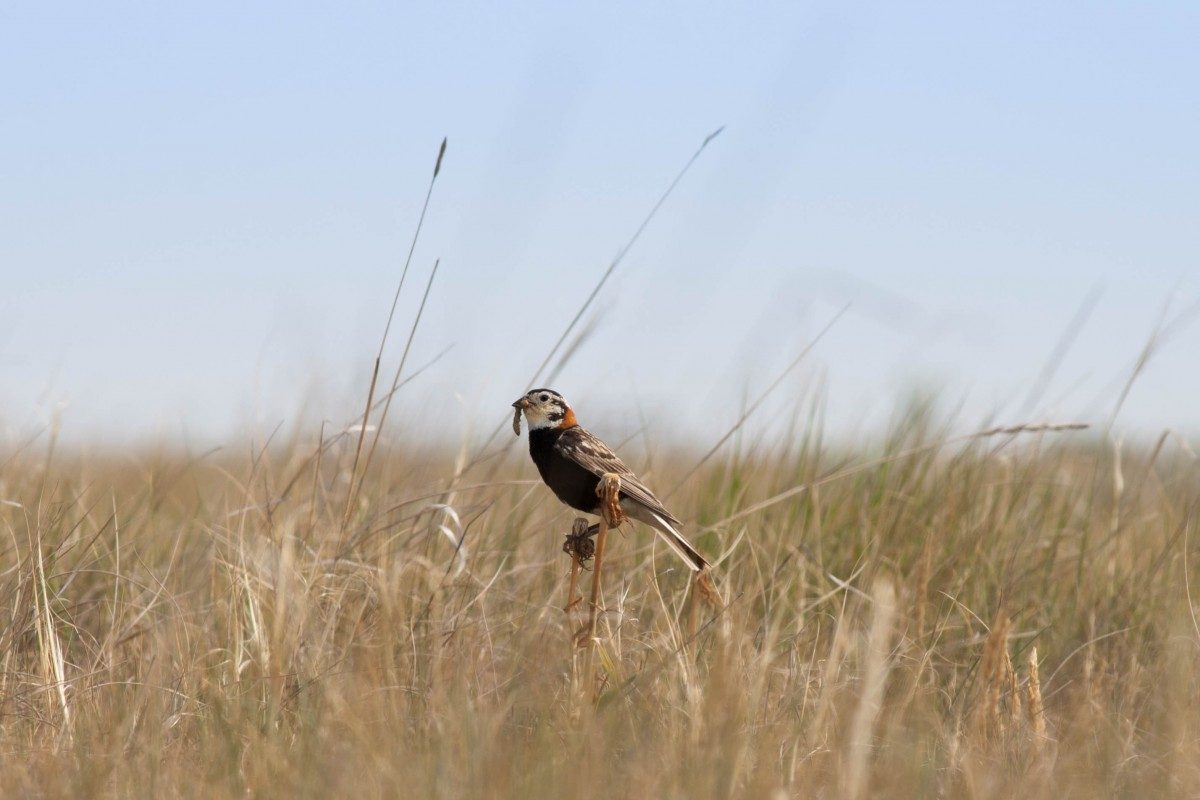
[622,502,708,572]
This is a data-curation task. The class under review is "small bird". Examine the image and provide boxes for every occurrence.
[512,388,708,572]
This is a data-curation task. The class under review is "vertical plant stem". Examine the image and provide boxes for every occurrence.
[584,517,609,646]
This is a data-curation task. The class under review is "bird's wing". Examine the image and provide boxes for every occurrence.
[554,426,682,525]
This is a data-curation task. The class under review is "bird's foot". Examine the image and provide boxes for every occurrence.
[596,473,625,526]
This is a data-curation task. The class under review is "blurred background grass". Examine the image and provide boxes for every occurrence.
[2,401,1198,797]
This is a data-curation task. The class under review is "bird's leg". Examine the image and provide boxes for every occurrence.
[563,518,590,613]
[598,474,625,527]
[579,473,623,646]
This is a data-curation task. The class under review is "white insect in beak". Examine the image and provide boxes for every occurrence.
[512,395,534,435]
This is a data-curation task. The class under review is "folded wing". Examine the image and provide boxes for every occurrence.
[554,427,707,571]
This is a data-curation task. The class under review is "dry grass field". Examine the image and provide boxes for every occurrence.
[2,406,1198,798]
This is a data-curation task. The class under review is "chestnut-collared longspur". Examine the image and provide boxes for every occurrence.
[512,388,708,572]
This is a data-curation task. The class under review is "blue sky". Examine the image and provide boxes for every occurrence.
[2,2,1198,446]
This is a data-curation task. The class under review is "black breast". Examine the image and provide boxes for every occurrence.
[528,427,601,514]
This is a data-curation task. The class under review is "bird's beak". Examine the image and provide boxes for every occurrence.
[512,397,530,410]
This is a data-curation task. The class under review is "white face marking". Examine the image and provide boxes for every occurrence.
[517,389,570,431]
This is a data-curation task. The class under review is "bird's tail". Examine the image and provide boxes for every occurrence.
[640,509,709,572]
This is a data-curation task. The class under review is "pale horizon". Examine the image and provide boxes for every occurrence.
[3,2,1198,449]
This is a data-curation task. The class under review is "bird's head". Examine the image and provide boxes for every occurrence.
[511,388,577,433]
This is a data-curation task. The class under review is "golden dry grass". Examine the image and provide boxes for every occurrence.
[1,413,1199,798]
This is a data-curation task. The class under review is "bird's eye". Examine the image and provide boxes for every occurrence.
[539,393,550,402]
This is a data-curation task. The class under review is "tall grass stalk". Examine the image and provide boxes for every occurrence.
[1,406,1197,797]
